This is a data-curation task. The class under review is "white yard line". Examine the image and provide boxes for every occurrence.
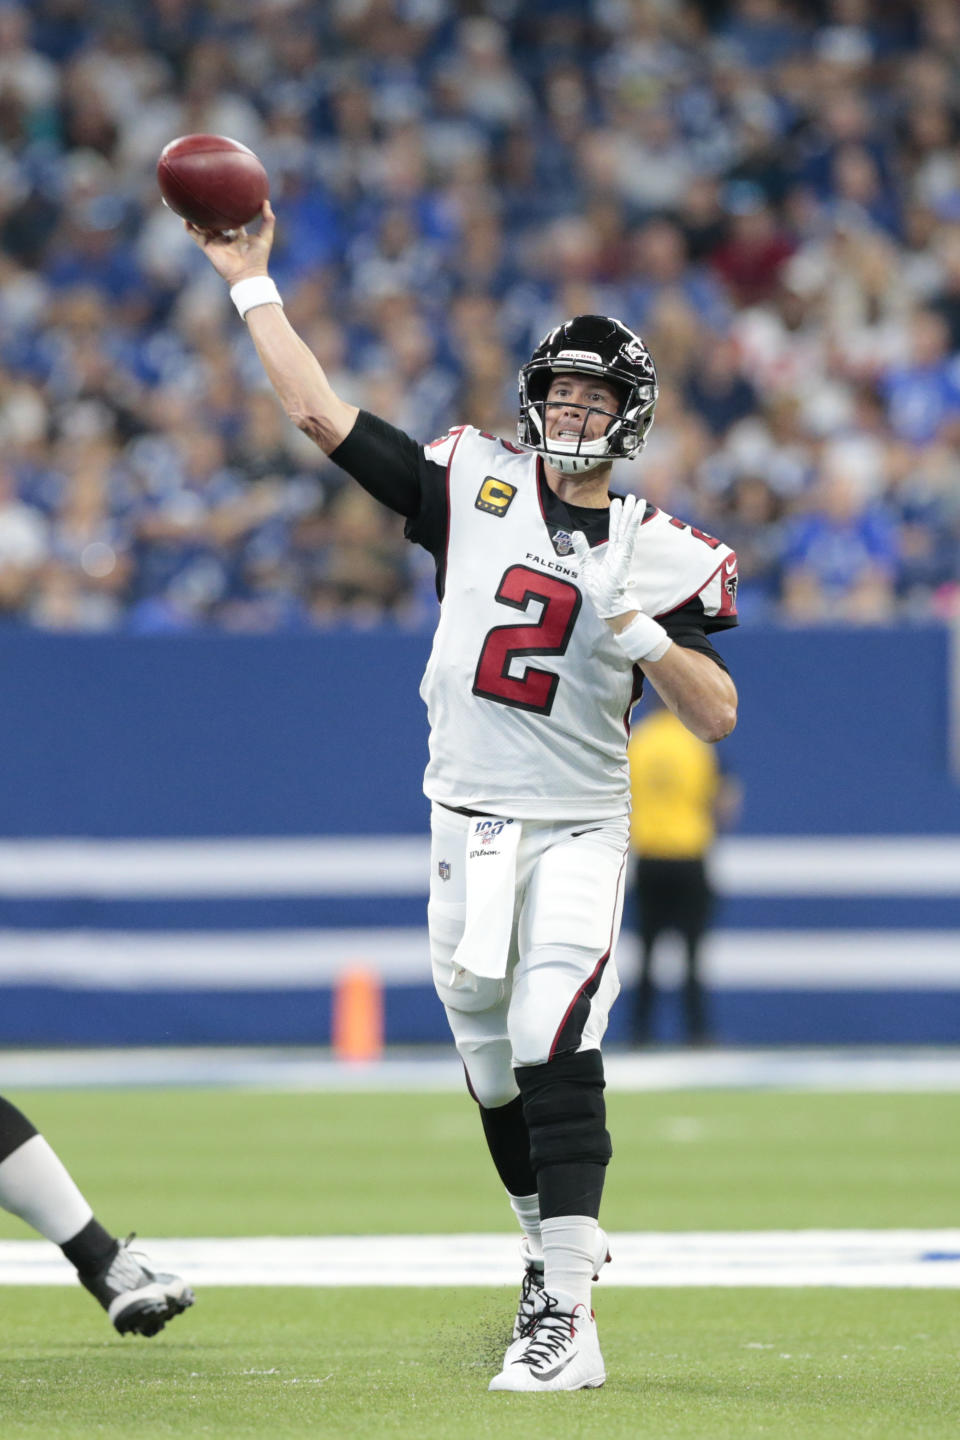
[2,1232,960,1288]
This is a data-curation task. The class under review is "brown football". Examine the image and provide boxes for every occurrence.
[157,134,269,231]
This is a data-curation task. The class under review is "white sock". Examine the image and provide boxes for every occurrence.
[508,1190,542,1259]
[540,1214,599,1311]
[0,1135,93,1244]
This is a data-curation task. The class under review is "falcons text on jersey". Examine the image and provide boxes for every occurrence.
[418,428,737,821]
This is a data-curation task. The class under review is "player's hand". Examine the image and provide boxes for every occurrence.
[184,199,276,285]
[570,494,642,622]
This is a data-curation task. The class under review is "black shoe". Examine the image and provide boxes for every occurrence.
[80,1234,195,1337]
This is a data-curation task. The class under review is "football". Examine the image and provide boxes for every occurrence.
[157,134,269,231]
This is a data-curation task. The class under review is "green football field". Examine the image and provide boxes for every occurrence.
[1,1086,959,1438]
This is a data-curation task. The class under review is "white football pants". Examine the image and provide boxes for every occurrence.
[428,803,629,1109]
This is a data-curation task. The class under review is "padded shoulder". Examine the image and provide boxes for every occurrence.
[630,508,738,621]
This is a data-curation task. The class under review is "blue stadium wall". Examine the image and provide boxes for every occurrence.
[0,624,957,1047]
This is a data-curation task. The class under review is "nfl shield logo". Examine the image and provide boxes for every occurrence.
[438,859,451,882]
[551,528,574,556]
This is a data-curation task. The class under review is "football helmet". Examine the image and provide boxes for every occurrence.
[518,315,658,475]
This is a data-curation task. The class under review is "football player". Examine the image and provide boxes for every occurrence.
[0,1094,194,1335]
[189,202,738,1392]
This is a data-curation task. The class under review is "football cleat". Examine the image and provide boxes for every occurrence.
[490,1289,606,1392]
[80,1234,195,1337]
[501,1227,611,1374]
[510,1227,611,1348]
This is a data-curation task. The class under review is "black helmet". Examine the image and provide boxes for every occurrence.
[518,315,658,475]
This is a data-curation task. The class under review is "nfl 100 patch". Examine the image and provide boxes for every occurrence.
[475,477,517,516]
[438,859,451,881]
[549,527,574,556]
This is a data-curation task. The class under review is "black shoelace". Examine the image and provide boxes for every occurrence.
[516,1296,575,1369]
[516,1266,544,1337]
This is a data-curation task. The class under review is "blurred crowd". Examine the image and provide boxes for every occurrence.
[0,0,959,630]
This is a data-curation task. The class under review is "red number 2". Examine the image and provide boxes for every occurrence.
[473,565,582,715]
[669,516,721,548]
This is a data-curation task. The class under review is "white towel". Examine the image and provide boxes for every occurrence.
[451,816,522,980]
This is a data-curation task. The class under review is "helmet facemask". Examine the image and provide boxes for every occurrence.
[522,373,628,475]
[517,316,658,475]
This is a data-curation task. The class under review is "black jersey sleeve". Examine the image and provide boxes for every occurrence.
[659,599,735,673]
[328,410,448,558]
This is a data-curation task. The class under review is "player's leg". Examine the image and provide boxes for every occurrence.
[431,962,555,1346]
[0,1094,194,1335]
[489,819,626,1391]
[428,805,540,1256]
[511,971,618,1304]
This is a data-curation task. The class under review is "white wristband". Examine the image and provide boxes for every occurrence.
[230,276,283,320]
[613,612,673,663]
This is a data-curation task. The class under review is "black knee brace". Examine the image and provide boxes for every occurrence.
[514,1049,611,1172]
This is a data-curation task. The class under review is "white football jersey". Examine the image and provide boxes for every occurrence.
[418,427,737,821]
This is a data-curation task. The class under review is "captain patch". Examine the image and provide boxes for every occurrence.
[475,477,517,516]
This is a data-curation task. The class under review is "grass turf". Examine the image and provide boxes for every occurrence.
[1,1287,958,1439]
[1,1086,959,1437]
[0,1087,956,1236]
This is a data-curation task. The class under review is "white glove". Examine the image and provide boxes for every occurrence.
[571,494,673,662]
[570,494,642,620]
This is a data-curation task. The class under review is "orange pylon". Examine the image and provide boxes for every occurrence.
[332,967,384,1061]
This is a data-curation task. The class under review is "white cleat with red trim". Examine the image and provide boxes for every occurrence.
[489,1290,605,1392]
[506,1227,610,1363]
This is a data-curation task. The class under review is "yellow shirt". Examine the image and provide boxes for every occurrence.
[628,709,719,858]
